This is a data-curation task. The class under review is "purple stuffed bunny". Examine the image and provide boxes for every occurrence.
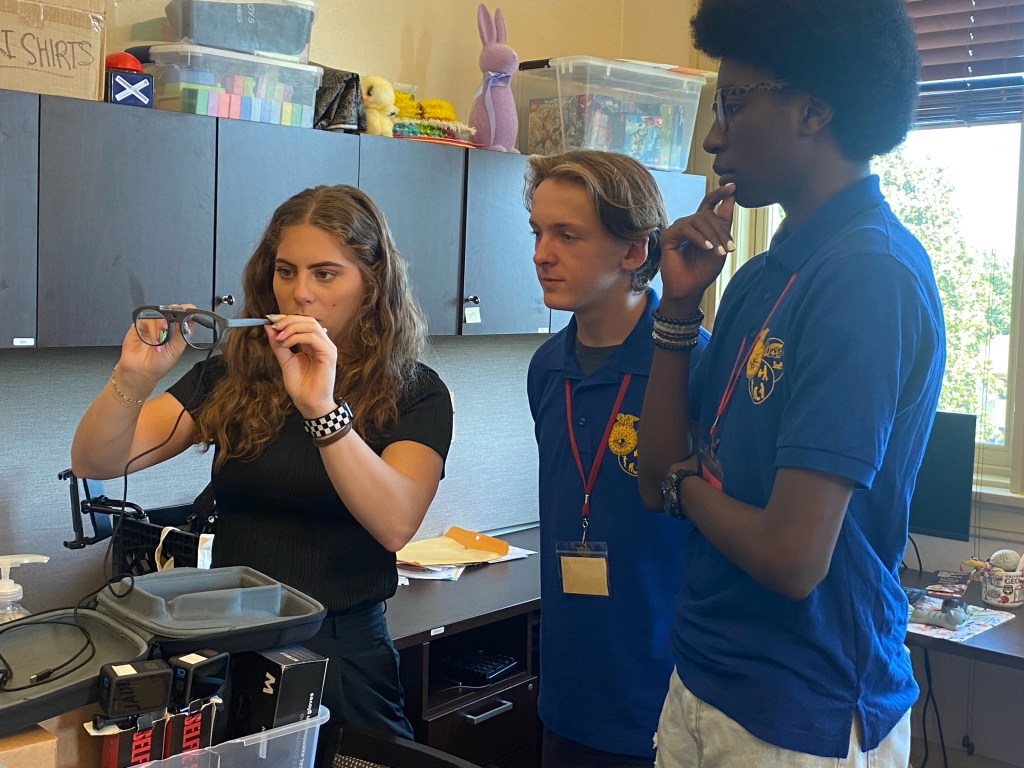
[469,4,519,153]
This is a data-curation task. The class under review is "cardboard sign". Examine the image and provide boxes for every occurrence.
[0,0,105,101]
[94,715,167,768]
[163,701,216,759]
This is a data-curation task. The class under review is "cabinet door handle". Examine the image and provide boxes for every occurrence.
[464,296,480,305]
[464,699,513,725]
[215,295,235,307]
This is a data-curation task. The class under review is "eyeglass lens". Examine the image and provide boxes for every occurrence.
[713,90,726,131]
[134,310,220,350]
[134,309,171,346]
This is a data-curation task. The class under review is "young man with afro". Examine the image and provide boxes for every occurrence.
[637,1,945,766]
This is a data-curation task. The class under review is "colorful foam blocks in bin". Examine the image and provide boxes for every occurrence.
[155,69,314,127]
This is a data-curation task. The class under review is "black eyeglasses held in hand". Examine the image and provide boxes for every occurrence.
[132,305,270,351]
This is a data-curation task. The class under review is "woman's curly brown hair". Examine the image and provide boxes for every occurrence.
[193,185,426,469]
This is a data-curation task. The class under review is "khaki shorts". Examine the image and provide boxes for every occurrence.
[654,669,911,768]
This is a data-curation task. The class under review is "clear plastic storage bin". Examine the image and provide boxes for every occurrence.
[145,44,323,128]
[107,0,319,63]
[515,56,706,172]
[140,705,329,767]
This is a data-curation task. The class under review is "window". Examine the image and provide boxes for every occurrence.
[735,124,1023,488]
[766,203,784,241]
[872,124,1021,476]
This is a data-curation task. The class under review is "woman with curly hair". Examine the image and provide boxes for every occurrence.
[71,185,453,761]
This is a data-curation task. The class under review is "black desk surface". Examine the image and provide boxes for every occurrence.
[383,533,1024,670]
[901,569,1024,669]
[385,527,542,650]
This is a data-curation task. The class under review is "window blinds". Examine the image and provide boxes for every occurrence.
[907,0,1024,127]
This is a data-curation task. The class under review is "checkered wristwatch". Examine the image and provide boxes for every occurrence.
[303,401,354,447]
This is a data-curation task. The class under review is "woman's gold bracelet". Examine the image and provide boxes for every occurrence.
[110,366,146,408]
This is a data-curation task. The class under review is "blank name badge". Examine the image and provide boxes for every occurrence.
[556,541,610,597]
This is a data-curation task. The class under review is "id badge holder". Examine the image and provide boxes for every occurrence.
[699,439,724,491]
[556,541,610,597]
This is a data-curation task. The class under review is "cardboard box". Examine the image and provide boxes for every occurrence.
[0,725,58,768]
[0,0,106,100]
[38,704,103,768]
[228,645,326,739]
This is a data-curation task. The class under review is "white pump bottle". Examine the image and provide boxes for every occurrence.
[0,555,49,625]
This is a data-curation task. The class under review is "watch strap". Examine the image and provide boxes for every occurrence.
[662,466,700,519]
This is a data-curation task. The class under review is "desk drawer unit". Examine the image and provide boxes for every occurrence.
[422,675,537,767]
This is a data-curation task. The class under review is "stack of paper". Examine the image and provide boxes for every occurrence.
[397,564,467,582]
[396,527,536,584]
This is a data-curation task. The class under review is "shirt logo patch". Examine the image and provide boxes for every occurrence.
[609,413,640,476]
[747,329,785,405]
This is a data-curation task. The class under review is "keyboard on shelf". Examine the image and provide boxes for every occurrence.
[435,650,518,687]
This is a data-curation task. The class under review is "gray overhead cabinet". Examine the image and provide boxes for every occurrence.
[214,121,360,317]
[0,91,39,350]
[357,134,465,336]
[0,88,706,346]
[461,150,549,336]
[37,97,216,347]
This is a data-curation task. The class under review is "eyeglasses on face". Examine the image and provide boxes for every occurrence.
[132,305,269,351]
[712,80,792,132]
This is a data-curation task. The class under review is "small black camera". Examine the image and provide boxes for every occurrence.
[98,659,172,719]
[169,649,230,711]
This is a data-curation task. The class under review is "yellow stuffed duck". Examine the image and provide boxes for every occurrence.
[361,75,399,137]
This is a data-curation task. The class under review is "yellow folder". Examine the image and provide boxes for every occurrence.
[396,526,510,567]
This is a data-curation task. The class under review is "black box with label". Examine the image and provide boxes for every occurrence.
[228,645,327,738]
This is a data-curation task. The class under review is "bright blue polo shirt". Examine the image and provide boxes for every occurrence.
[677,175,946,757]
[528,290,710,757]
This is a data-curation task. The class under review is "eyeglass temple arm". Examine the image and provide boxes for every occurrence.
[226,318,272,327]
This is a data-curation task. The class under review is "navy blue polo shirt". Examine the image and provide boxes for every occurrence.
[677,176,946,757]
[528,291,710,757]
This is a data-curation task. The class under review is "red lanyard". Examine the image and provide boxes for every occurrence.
[709,273,799,448]
[565,374,632,534]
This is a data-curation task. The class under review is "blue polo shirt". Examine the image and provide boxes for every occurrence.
[677,176,946,757]
[528,291,710,757]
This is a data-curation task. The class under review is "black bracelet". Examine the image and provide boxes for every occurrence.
[653,307,705,327]
[653,321,701,338]
[653,329,701,351]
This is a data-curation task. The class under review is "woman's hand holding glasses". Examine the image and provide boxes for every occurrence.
[265,315,339,420]
[118,303,195,400]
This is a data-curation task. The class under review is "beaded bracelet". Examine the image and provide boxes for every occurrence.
[653,319,701,338]
[653,328,701,351]
[653,307,704,329]
[110,366,146,408]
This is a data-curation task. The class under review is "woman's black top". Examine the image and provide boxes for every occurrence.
[167,356,453,613]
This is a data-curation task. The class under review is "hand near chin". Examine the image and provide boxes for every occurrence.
[660,183,737,311]
[265,314,338,419]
